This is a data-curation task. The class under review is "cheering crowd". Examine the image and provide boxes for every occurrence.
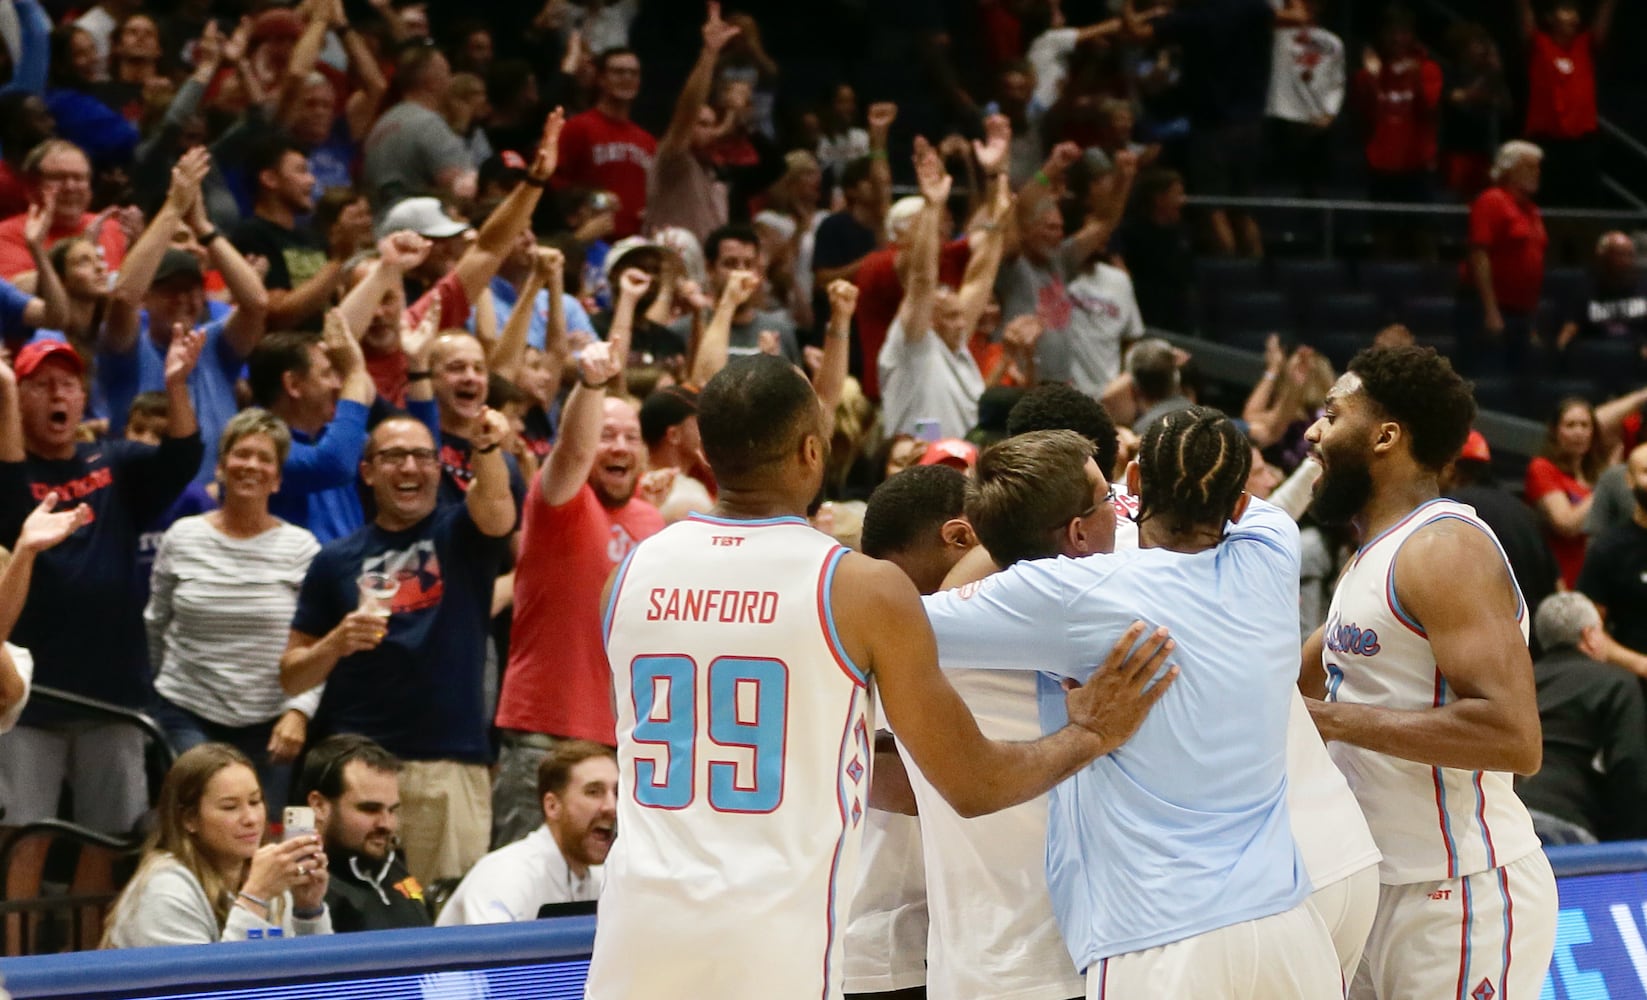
[0,0,1642,970]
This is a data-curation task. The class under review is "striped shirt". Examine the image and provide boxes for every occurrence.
[145,515,321,727]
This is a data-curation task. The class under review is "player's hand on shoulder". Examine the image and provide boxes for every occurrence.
[1063,622,1177,756]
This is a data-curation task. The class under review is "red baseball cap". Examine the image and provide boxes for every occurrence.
[1459,430,1491,464]
[917,438,978,471]
[13,340,84,380]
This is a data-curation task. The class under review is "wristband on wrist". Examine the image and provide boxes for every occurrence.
[523,174,548,188]
[476,441,501,455]
[407,371,432,382]
[579,375,611,390]
[237,892,270,912]
[1033,170,1053,188]
[867,150,887,161]
[294,903,326,919]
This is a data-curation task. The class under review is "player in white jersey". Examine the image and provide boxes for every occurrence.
[1301,346,1556,1000]
[585,355,1179,1000]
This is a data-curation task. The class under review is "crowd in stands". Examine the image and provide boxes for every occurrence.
[0,0,1642,951]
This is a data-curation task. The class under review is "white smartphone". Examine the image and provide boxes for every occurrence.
[283,806,316,842]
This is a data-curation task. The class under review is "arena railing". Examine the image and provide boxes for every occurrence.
[0,847,1641,999]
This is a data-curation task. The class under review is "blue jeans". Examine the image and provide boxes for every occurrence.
[149,697,294,808]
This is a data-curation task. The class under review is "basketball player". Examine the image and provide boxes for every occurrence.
[585,356,1179,1000]
[923,408,1342,999]
[895,429,1378,996]
[1301,346,1555,999]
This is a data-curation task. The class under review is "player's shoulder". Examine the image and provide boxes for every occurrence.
[1393,510,1512,600]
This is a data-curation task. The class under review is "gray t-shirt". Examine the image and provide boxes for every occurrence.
[1585,462,1633,538]
[362,101,472,210]
[669,309,801,366]
[996,240,1081,384]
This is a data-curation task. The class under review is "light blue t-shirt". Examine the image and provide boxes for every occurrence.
[921,497,1310,970]
[97,308,243,485]
[480,276,595,353]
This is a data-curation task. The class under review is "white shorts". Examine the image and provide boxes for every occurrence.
[1312,864,1381,983]
[1349,850,1557,1000]
[1088,898,1342,1000]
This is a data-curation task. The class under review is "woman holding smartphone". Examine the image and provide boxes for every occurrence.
[145,409,321,805]
[105,744,332,947]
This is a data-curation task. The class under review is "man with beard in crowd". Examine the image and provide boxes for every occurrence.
[438,741,617,923]
[1301,346,1555,999]
[304,734,430,933]
[490,271,664,847]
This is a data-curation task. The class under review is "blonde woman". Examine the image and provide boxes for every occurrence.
[104,744,331,947]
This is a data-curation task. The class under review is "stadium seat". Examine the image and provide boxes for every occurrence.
[1414,334,1460,364]
[1214,291,1296,343]
[1469,376,1521,415]
[1304,292,1384,338]
[1194,258,1267,326]
[1392,295,1456,339]
[1315,332,1368,371]
[1361,261,1457,307]
[1565,339,1643,397]
[1532,378,1601,420]
[1275,259,1354,302]
[1542,267,1588,314]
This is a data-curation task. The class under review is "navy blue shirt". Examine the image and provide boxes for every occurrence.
[0,434,204,721]
[437,429,527,521]
[291,504,507,762]
[1152,0,1275,128]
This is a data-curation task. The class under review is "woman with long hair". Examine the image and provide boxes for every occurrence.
[1525,395,1604,589]
[104,743,331,947]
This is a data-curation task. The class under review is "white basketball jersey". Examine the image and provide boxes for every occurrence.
[898,669,1086,1000]
[1285,690,1380,890]
[587,513,873,1000]
[1322,498,1540,884]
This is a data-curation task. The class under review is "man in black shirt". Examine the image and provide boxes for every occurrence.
[231,136,372,332]
[1515,592,1647,844]
[1578,443,1647,664]
[1556,231,1647,352]
[1116,169,1194,333]
[302,734,433,932]
[0,337,203,834]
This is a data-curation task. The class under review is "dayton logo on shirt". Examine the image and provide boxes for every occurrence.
[1324,616,1381,657]
[361,541,443,614]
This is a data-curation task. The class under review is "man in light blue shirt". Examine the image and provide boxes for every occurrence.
[923,406,1340,998]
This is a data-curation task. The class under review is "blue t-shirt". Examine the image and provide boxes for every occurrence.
[270,399,371,544]
[0,434,204,720]
[0,279,35,345]
[97,310,244,484]
[921,498,1310,969]
[291,504,507,762]
[480,275,596,353]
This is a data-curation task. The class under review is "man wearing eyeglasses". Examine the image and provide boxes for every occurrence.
[280,407,516,887]
[0,139,128,281]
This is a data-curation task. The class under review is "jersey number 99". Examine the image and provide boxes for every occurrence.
[629,655,789,813]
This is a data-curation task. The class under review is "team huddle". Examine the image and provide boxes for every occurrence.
[585,345,1555,1000]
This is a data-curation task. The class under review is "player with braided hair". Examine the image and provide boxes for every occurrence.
[922,405,1344,998]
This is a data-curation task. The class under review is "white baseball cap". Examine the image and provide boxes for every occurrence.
[378,197,470,240]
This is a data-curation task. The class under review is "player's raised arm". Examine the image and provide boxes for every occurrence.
[1307,518,1541,774]
[834,554,1175,817]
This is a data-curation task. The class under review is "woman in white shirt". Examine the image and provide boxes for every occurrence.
[105,743,332,947]
[145,409,320,805]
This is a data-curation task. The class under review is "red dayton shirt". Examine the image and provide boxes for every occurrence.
[1458,185,1547,314]
[1526,30,1597,139]
[554,108,657,240]
[1351,54,1442,175]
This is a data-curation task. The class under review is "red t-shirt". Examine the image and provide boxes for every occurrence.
[1458,186,1547,313]
[853,238,972,400]
[368,271,473,405]
[0,210,128,280]
[0,163,29,221]
[554,108,657,240]
[1352,57,1442,175]
[1525,30,1596,139]
[1524,456,1590,590]
[496,478,665,744]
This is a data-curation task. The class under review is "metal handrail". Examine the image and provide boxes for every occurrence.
[1184,193,1647,222]
[28,686,176,770]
